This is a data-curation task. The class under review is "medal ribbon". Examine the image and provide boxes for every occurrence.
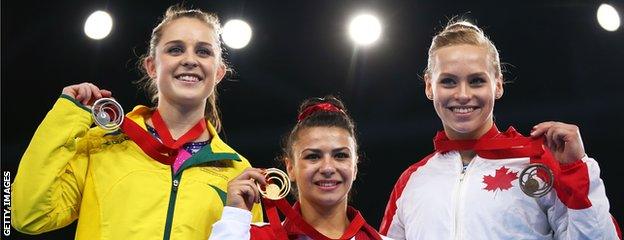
[433,126,561,184]
[119,110,206,166]
[151,109,207,149]
[262,198,381,240]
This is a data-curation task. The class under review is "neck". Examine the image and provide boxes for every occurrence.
[149,100,210,141]
[444,120,494,164]
[299,198,350,239]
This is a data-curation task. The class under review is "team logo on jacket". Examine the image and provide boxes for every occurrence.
[482,166,518,192]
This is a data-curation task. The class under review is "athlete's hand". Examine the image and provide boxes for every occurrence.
[62,82,112,107]
[226,168,266,211]
[530,121,585,164]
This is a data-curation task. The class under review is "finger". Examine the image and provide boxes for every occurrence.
[551,127,572,152]
[235,168,267,185]
[545,126,558,151]
[100,89,113,98]
[530,122,554,138]
[77,84,88,103]
[238,181,260,207]
[88,83,102,99]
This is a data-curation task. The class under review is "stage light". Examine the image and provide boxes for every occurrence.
[597,3,620,31]
[84,10,113,40]
[349,13,382,46]
[222,19,252,49]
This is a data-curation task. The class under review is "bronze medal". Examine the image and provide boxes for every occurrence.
[257,168,291,200]
[519,163,554,198]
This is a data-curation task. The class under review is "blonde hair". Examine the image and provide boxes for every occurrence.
[137,5,229,132]
[426,20,502,79]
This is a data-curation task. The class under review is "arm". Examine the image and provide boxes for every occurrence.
[12,83,111,234]
[11,96,93,234]
[208,206,252,240]
[532,122,620,239]
[209,168,266,239]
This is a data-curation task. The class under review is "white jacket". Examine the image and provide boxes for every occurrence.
[380,126,620,240]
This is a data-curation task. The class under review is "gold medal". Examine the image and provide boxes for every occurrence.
[519,163,554,198]
[257,168,291,200]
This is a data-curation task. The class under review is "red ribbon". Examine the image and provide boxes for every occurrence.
[297,103,345,122]
[119,110,206,166]
[433,125,561,184]
[151,109,206,149]
[262,198,382,240]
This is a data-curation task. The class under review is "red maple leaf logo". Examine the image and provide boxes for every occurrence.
[482,166,518,192]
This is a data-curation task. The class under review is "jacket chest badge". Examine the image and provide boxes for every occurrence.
[482,166,518,193]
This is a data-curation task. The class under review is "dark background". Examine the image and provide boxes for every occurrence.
[2,0,623,239]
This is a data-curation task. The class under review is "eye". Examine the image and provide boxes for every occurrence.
[334,152,350,159]
[440,78,456,87]
[469,77,486,86]
[303,153,321,160]
[167,46,184,55]
[196,47,214,57]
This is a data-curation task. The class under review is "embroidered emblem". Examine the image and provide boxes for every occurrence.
[483,166,518,192]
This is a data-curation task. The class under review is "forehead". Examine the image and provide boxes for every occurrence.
[293,127,354,150]
[160,17,217,44]
[432,44,492,73]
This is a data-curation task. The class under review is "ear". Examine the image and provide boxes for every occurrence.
[353,157,358,182]
[215,62,226,85]
[144,57,157,79]
[285,158,295,183]
[495,77,504,99]
[424,73,434,100]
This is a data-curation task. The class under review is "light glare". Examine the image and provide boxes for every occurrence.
[349,14,382,46]
[84,10,113,40]
[222,19,252,49]
[597,4,620,31]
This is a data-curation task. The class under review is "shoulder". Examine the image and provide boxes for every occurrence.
[395,152,437,186]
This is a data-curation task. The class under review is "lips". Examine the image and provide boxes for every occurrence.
[174,73,203,82]
[448,106,479,114]
[314,180,342,190]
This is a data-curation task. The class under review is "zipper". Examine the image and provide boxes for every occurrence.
[453,158,473,240]
[162,171,182,240]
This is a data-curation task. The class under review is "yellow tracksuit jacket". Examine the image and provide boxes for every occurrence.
[11,95,263,239]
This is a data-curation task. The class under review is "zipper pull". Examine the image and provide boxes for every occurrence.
[172,179,179,192]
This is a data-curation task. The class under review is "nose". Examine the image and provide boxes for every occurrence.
[181,53,199,68]
[454,82,471,103]
[319,157,336,177]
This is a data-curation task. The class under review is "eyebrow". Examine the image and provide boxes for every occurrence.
[438,72,488,79]
[301,147,350,153]
[163,40,214,48]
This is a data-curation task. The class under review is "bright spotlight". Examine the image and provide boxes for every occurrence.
[597,4,621,31]
[222,19,252,49]
[349,13,382,46]
[84,10,113,40]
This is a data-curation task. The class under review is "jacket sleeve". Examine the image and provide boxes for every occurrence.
[208,206,252,240]
[11,96,93,234]
[548,156,621,239]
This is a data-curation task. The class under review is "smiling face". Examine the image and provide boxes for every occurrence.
[144,17,225,108]
[286,126,358,209]
[425,44,503,140]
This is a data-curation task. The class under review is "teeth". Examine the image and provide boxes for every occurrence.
[316,181,338,187]
[177,75,199,82]
[452,107,474,113]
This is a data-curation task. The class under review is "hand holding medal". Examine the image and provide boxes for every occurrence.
[61,82,123,131]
